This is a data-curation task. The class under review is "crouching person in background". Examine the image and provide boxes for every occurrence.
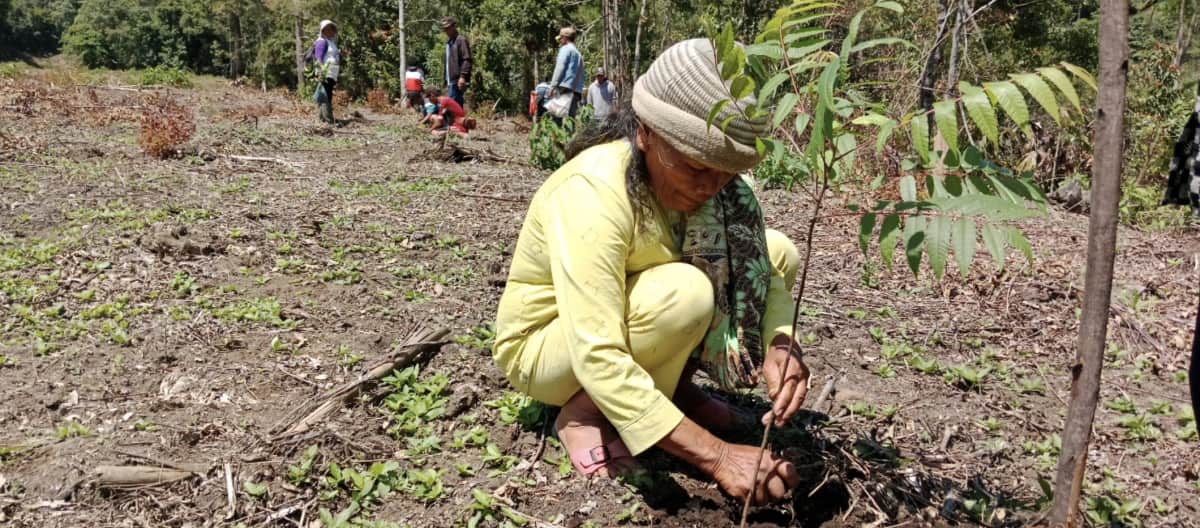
[422,87,475,137]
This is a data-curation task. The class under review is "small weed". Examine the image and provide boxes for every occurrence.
[170,271,198,297]
[874,363,897,379]
[485,391,545,429]
[1017,377,1045,395]
[133,419,158,432]
[943,364,992,391]
[454,324,496,350]
[335,345,364,368]
[467,488,529,528]
[1105,397,1137,415]
[0,355,17,368]
[1085,494,1142,527]
[56,421,91,439]
[1117,414,1162,441]
[242,481,269,500]
[451,427,489,449]
[977,417,1004,434]
[212,297,297,329]
[381,367,450,437]
[481,443,519,474]
[847,308,868,320]
[1023,434,1061,471]
[907,354,942,375]
[288,445,320,485]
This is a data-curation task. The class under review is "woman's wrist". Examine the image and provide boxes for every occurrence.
[657,417,727,476]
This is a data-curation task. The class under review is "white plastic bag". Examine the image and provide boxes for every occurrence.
[545,91,573,118]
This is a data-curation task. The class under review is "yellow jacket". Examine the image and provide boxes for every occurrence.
[493,140,796,453]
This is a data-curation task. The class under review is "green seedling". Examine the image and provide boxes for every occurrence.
[1017,377,1045,395]
[485,391,544,429]
[335,345,363,368]
[943,364,991,391]
[874,363,897,379]
[847,308,868,320]
[382,367,449,437]
[907,354,942,375]
[1147,401,1172,415]
[455,463,476,477]
[467,488,528,528]
[56,421,91,439]
[455,324,497,350]
[1117,414,1162,441]
[1105,397,1137,415]
[243,481,269,500]
[1085,494,1142,528]
[977,417,1004,434]
[481,443,518,474]
[288,445,319,486]
[401,468,444,502]
[451,427,489,449]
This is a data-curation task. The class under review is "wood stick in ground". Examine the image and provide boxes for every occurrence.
[1046,0,1129,524]
[224,462,236,520]
[271,327,449,440]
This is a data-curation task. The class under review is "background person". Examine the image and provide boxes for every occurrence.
[586,67,618,122]
[404,64,426,113]
[313,20,344,125]
[548,27,585,119]
[492,38,809,505]
[441,17,473,107]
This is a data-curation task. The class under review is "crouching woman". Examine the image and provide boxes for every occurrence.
[492,38,811,505]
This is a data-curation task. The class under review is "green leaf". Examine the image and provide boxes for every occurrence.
[759,72,791,102]
[927,215,950,280]
[899,175,917,201]
[1008,227,1034,265]
[1060,62,1097,92]
[929,194,1040,221]
[744,42,784,60]
[1037,67,1082,114]
[720,114,739,133]
[851,112,893,127]
[983,81,1031,138]
[859,213,877,253]
[1010,73,1061,125]
[879,214,901,269]
[817,59,840,114]
[959,82,999,145]
[243,481,268,498]
[715,23,735,59]
[730,75,756,100]
[788,39,832,60]
[720,46,744,79]
[794,112,811,137]
[850,37,911,54]
[903,216,927,276]
[841,10,866,58]
[876,121,897,153]
[981,223,1007,270]
[952,217,976,278]
[773,93,800,127]
[932,100,959,152]
[706,99,730,130]
[875,0,903,13]
[910,111,930,163]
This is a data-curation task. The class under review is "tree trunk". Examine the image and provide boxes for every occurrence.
[1174,0,1193,68]
[229,11,243,78]
[294,3,305,90]
[633,0,649,77]
[1046,0,1129,525]
[399,0,406,87]
[918,0,953,150]
[603,0,630,90]
[946,0,965,97]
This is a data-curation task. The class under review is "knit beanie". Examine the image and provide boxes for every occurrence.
[631,38,769,174]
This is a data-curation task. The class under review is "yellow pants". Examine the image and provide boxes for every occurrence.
[513,229,800,448]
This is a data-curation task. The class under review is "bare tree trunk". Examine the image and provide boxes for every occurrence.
[229,10,243,78]
[399,0,406,86]
[918,0,953,150]
[294,3,305,90]
[633,0,649,77]
[603,0,629,90]
[1174,0,1193,68]
[1046,0,1129,525]
[946,0,965,96]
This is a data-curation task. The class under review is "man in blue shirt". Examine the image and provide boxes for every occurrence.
[549,27,585,119]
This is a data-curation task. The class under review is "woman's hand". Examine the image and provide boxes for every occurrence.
[761,335,810,427]
[710,442,800,505]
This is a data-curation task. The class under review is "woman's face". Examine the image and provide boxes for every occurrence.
[322,25,337,39]
[637,126,737,213]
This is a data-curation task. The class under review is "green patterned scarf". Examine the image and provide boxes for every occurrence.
[681,177,771,391]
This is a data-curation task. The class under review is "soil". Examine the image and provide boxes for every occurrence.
[1,62,1198,528]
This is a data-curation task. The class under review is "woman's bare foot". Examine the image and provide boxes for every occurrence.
[556,390,642,478]
[673,379,752,433]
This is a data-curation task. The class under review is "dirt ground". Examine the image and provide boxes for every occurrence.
[1,61,1199,528]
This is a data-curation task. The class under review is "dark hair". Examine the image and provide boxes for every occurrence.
[425,86,440,98]
[564,111,655,225]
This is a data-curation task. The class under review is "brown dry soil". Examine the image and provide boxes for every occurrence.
[2,63,1199,528]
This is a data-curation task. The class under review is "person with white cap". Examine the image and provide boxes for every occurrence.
[313,20,344,125]
[492,38,808,505]
[586,67,618,122]
[548,26,585,119]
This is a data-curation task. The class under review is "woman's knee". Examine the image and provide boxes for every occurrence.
[630,262,714,338]
[765,229,800,285]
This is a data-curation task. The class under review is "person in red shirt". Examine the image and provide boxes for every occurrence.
[423,87,473,136]
[404,65,425,113]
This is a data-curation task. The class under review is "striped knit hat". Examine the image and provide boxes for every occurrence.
[631,38,769,174]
